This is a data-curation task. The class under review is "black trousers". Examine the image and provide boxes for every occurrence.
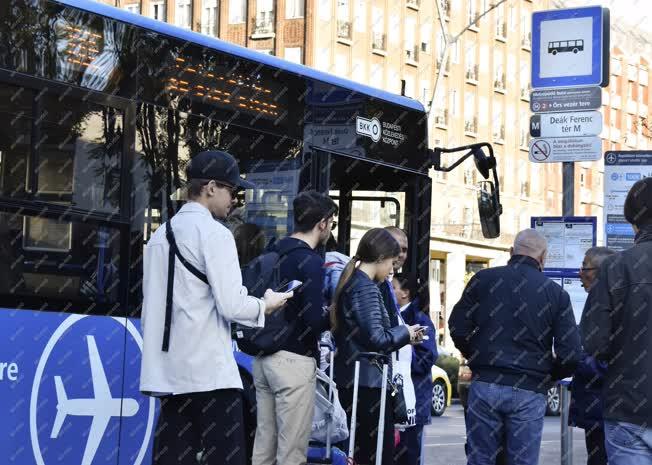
[396,425,424,465]
[340,387,395,465]
[153,389,246,465]
[585,426,608,465]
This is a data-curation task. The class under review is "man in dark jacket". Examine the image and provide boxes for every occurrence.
[252,191,337,465]
[450,229,581,465]
[581,177,652,465]
[569,247,615,465]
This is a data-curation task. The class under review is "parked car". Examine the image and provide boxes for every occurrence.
[431,364,452,417]
[457,360,561,416]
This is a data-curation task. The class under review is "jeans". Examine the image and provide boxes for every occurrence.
[465,381,547,465]
[397,425,424,465]
[605,420,652,465]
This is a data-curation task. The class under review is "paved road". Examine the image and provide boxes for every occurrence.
[423,404,588,465]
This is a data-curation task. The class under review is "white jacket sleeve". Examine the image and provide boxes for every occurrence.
[203,230,265,327]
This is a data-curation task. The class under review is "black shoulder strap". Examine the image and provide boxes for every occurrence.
[161,222,209,352]
[165,224,209,284]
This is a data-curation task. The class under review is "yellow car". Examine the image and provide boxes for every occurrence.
[431,365,452,416]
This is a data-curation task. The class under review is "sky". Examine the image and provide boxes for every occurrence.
[554,0,652,50]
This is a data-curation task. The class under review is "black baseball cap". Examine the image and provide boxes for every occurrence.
[186,150,256,189]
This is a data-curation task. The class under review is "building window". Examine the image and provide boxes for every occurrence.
[202,0,219,36]
[421,22,431,53]
[465,38,478,81]
[124,3,140,14]
[337,0,352,40]
[494,51,505,91]
[254,0,274,34]
[285,47,303,64]
[150,1,166,21]
[176,0,192,29]
[467,0,478,28]
[354,0,366,31]
[405,17,417,62]
[371,7,385,51]
[229,0,246,24]
[286,0,304,18]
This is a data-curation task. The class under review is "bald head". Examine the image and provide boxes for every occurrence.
[512,229,548,263]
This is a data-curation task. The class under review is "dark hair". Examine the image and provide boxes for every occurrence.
[330,228,400,331]
[293,191,338,233]
[394,272,418,301]
[233,223,266,266]
[585,247,616,268]
[187,178,210,200]
[624,178,652,228]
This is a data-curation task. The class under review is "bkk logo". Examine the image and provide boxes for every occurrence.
[356,116,382,143]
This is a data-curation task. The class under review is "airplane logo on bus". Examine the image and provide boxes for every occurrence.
[30,314,156,465]
[356,116,382,142]
[51,336,139,465]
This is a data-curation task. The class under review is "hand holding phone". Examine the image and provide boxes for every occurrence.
[276,280,303,293]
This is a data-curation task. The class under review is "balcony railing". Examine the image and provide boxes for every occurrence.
[253,13,274,35]
[494,73,506,91]
[407,0,420,8]
[495,22,507,39]
[406,45,419,63]
[521,32,531,49]
[465,64,479,81]
[464,117,478,134]
[441,0,451,18]
[372,32,386,51]
[337,20,352,40]
[520,87,530,100]
[493,125,505,142]
[434,109,448,126]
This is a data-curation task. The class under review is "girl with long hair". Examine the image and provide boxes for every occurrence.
[331,228,424,465]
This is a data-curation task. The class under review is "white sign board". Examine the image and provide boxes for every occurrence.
[539,18,593,79]
[532,218,595,269]
[530,111,602,138]
[529,136,602,163]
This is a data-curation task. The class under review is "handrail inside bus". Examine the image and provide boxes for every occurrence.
[51,0,425,113]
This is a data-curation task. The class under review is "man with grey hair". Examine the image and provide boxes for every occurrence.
[450,229,581,465]
[568,247,616,465]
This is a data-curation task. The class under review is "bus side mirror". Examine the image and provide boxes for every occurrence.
[477,181,501,239]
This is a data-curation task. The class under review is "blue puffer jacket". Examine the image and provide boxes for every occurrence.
[569,353,607,430]
[401,299,438,425]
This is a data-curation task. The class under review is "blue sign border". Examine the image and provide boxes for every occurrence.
[531,6,604,89]
[530,216,598,276]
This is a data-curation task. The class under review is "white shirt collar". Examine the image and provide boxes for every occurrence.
[399,302,411,313]
[178,201,212,217]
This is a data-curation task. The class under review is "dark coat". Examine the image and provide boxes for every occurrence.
[333,270,411,390]
[569,353,607,430]
[581,227,652,427]
[401,299,438,425]
[449,255,582,394]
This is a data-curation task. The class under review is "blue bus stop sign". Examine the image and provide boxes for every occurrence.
[531,6,609,89]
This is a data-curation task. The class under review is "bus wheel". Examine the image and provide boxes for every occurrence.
[573,48,579,53]
[552,50,557,55]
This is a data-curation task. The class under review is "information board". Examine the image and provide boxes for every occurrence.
[531,216,597,270]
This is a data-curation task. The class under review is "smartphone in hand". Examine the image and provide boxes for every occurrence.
[275,280,303,294]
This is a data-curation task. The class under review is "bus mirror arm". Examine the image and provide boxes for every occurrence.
[429,143,502,239]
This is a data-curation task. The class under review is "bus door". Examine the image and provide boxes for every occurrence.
[308,148,432,296]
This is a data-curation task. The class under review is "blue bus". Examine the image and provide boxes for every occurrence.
[0,1,500,464]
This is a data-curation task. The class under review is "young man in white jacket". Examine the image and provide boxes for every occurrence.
[140,150,291,465]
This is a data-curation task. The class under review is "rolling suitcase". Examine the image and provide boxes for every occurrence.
[307,343,348,465]
[348,352,391,465]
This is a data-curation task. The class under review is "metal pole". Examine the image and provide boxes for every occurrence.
[562,162,575,216]
[560,383,573,465]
